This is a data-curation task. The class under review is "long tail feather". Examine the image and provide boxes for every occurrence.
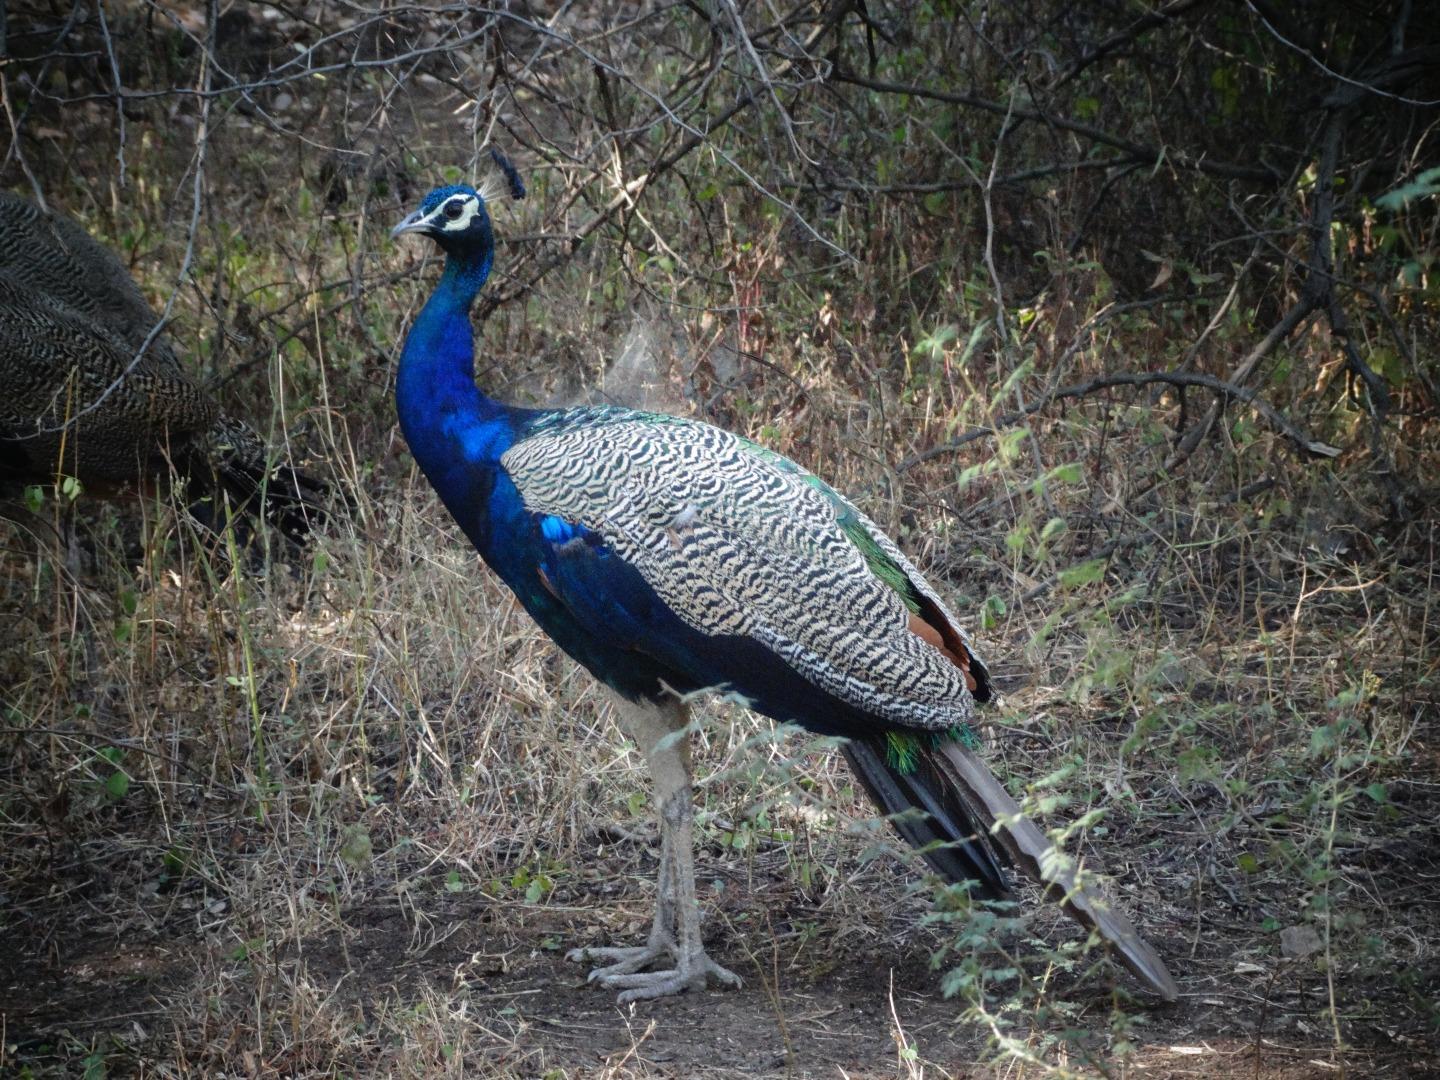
[842,740,1010,897]
[847,735,1178,1001]
[928,741,1178,1000]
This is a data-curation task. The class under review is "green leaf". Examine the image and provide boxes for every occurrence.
[1058,559,1106,589]
[525,875,553,904]
[1176,745,1217,783]
[163,847,191,877]
[1367,347,1402,386]
[911,322,960,362]
[230,937,265,960]
[997,427,1029,462]
[1362,783,1388,803]
[1309,722,1339,757]
[339,825,373,869]
[104,770,130,799]
[958,320,990,367]
[981,594,1007,631]
[1237,852,1260,873]
[1375,166,1440,211]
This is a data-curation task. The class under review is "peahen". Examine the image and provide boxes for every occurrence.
[0,192,330,543]
[390,160,1178,1004]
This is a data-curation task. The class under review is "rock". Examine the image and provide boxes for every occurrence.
[1280,924,1323,959]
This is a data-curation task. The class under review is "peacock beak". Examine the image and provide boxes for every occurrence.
[391,208,432,239]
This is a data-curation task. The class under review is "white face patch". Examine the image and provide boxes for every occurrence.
[432,194,481,233]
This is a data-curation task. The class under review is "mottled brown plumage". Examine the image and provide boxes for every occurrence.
[0,192,329,540]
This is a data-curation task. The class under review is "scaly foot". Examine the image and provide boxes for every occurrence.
[594,952,741,1003]
[567,941,741,1002]
[566,942,671,981]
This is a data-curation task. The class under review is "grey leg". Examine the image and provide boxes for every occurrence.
[567,792,678,977]
[567,695,742,1002]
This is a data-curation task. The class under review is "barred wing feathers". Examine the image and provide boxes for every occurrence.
[0,193,335,540]
[502,411,983,731]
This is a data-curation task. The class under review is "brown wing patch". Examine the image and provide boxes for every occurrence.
[906,610,978,693]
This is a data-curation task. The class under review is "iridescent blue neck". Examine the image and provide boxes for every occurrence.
[396,242,514,472]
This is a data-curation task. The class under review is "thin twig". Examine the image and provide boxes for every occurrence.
[1020,477,1279,602]
[477,3,850,318]
[895,370,1340,474]
[828,69,1279,184]
[95,0,126,186]
[11,1,213,440]
[1051,0,1215,91]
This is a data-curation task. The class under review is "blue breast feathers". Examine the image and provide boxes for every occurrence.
[532,514,666,651]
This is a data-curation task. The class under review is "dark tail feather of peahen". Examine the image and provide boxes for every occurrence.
[189,416,339,545]
[842,737,1011,900]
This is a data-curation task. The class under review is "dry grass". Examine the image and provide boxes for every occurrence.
[4,258,1436,1075]
[2,7,1438,1076]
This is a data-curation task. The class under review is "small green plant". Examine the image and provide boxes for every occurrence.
[92,746,130,802]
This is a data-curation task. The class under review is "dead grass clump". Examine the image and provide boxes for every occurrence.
[3,5,1438,1077]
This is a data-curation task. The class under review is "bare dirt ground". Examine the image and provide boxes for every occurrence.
[3,772,1436,1077]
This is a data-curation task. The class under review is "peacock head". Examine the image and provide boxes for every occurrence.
[392,150,525,258]
[391,183,495,261]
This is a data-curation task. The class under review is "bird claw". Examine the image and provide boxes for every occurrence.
[700,956,743,989]
[608,968,703,1003]
[601,957,743,1003]
[567,942,740,1000]
[566,943,671,981]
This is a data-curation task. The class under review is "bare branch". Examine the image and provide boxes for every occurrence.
[1051,0,1215,92]
[896,371,1341,475]
[828,70,1280,184]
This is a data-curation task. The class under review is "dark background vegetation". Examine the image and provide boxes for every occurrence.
[1,1,1436,1076]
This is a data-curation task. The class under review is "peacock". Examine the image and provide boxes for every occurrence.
[0,192,331,543]
[390,157,1178,1004]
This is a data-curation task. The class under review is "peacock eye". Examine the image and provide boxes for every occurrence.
[443,200,464,220]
